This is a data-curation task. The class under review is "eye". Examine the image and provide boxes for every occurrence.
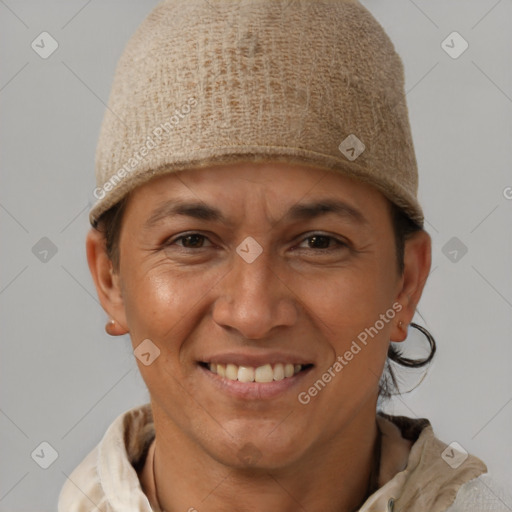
[163,232,348,252]
[296,233,348,251]
[166,233,213,249]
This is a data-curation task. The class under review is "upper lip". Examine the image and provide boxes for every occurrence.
[198,352,315,367]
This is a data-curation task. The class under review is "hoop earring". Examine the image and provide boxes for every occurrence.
[389,322,437,368]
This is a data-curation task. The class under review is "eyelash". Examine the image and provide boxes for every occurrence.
[163,232,348,252]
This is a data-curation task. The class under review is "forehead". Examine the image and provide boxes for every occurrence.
[123,161,392,228]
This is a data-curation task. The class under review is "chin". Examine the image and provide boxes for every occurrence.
[207,426,307,471]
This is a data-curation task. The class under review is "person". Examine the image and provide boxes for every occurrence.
[58,1,511,511]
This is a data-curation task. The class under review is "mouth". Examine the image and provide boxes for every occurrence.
[198,359,314,400]
[199,361,314,383]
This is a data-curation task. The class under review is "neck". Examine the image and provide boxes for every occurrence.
[142,403,380,512]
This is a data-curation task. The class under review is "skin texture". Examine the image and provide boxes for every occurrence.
[86,161,431,512]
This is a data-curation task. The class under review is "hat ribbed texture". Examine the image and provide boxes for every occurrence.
[90,0,424,228]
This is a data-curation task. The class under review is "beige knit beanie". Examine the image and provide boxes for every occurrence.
[89,0,424,228]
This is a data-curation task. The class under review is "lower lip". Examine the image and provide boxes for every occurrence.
[198,364,313,400]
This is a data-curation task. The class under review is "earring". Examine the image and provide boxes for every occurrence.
[105,318,117,335]
[398,320,408,332]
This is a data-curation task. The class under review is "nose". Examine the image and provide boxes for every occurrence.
[211,241,299,340]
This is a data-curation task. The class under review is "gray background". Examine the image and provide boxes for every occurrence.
[1,1,511,510]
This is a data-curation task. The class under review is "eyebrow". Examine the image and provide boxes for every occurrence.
[143,198,369,230]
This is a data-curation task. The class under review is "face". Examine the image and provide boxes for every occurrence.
[89,162,428,470]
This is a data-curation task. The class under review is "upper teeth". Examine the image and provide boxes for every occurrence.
[207,363,303,383]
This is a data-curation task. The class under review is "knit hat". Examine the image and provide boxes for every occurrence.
[89,0,424,228]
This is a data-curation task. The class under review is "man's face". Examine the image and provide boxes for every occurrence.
[112,162,404,468]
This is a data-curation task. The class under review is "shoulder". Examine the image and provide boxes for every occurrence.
[58,443,109,512]
[376,413,493,512]
[445,473,512,512]
[57,403,155,512]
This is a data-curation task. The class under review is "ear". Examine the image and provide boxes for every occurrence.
[391,229,431,342]
[86,227,129,335]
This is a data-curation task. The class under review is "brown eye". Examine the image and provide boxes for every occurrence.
[298,234,347,251]
[307,235,331,249]
[165,233,212,249]
[181,234,206,248]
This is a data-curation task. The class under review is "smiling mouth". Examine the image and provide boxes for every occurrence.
[199,362,314,383]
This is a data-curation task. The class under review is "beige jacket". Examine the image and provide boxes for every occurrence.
[57,403,509,512]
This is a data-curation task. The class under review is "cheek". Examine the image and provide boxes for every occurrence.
[121,271,179,339]
[301,262,397,395]
[302,264,396,336]
[120,263,223,355]
[119,266,210,399]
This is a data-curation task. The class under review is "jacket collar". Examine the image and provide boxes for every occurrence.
[60,403,487,512]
